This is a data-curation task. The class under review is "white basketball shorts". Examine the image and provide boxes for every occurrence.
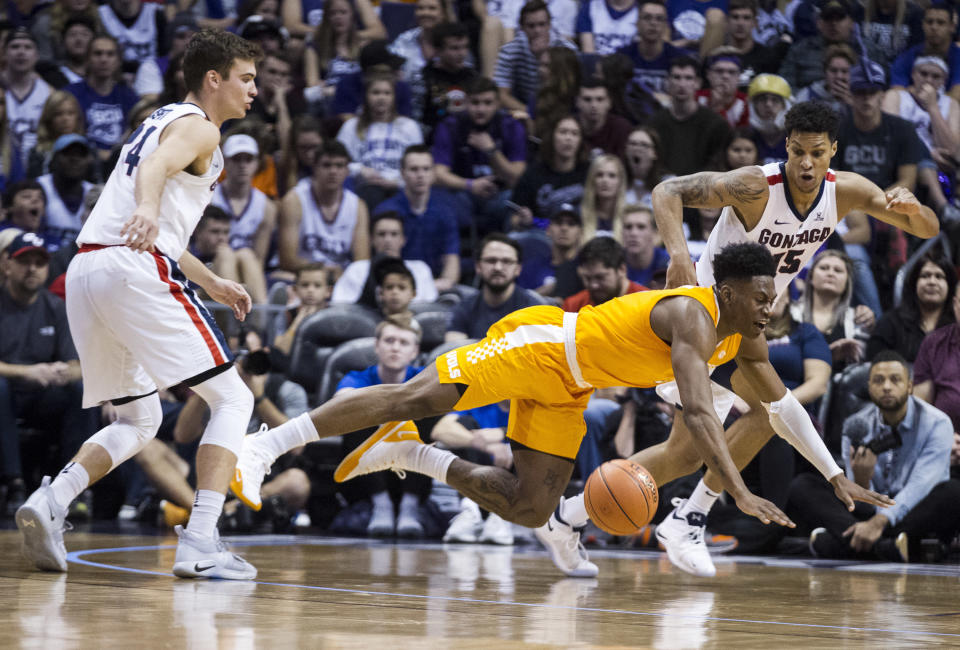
[66,244,232,407]
[655,379,737,422]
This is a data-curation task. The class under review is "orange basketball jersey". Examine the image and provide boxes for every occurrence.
[574,286,742,389]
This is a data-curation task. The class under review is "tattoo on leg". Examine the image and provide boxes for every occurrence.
[543,468,561,492]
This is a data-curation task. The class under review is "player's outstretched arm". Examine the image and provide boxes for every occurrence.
[651,166,768,288]
[734,334,896,511]
[656,297,790,525]
[122,116,222,253]
[838,171,940,239]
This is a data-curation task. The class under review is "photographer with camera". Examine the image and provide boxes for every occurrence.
[788,350,960,562]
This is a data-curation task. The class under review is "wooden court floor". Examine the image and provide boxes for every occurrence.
[1,529,958,648]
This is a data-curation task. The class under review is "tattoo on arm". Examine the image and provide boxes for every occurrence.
[720,178,765,204]
[675,175,718,206]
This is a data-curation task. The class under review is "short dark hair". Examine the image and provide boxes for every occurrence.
[5,180,45,207]
[401,144,432,168]
[727,0,757,15]
[925,1,956,19]
[374,256,416,290]
[668,55,700,76]
[432,21,469,49]
[198,204,231,227]
[295,262,328,282]
[466,76,499,97]
[318,140,351,162]
[477,232,522,263]
[62,13,97,36]
[183,28,263,95]
[784,101,839,142]
[577,236,625,269]
[870,349,909,370]
[579,74,607,91]
[519,0,549,25]
[370,210,405,234]
[712,242,776,284]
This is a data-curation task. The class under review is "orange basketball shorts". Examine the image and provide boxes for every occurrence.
[435,305,594,459]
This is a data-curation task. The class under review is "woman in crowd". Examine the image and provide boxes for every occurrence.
[303,0,363,114]
[580,153,626,242]
[867,252,957,361]
[531,46,580,143]
[336,72,424,208]
[794,249,874,371]
[510,115,589,227]
[282,0,384,39]
[26,90,86,179]
[721,126,760,170]
[623,126,671,207]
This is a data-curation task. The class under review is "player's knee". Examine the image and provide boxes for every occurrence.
[89,394,162,469]
[191,367,253,455]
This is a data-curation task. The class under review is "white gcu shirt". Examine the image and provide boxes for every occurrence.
[584,0,638,54]
[211,185,268,250]
[78,103,223,260]
[293,178,359,269]
[6,79,52,168]
[99,3,160,62]
[697,161,839,297]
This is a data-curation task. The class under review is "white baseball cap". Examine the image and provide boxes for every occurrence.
[223,134,259,158]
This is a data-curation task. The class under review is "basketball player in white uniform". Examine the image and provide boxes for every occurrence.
[16,30,264,580]
[537,101,940,578]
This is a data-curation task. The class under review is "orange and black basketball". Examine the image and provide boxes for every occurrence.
[584,459,659,536]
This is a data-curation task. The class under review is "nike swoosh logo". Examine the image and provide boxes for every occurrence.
[774,219,791,225]
[194,562,216,572]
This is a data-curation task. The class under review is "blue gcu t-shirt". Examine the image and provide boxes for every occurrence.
[66,81,140,151]
[338,364,424,391]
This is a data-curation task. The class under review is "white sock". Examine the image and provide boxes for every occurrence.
[49,462,89,510]
[399,492,419,518]
[404,444,456,482]
[371,490,393,516]
[681,480,721,516]
[186,489,226,538]
[560,494,589,528]
[259,413,318,461]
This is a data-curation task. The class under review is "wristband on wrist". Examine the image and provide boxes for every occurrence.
[465,179,473,192]
[254,395,266,405]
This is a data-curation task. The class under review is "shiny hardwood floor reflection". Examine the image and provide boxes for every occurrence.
[1,530,959,648]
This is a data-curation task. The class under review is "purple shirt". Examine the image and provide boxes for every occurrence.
[431,112,526,180]
[913,322,960,432]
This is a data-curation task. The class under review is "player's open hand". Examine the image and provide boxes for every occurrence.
[734,492,795,527]
[664,257,697,289]
[208,278,252,321]
[884,187,920,215]
[120,209,159,252]
[829,473,894,511]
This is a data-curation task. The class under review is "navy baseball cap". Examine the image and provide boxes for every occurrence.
[8,231,49,259]
[849,60,887,92]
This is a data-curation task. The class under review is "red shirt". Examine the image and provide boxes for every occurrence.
[696,90,750,128]
[562,281,648,312]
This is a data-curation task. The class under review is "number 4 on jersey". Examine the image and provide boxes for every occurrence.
[124,125,157,176]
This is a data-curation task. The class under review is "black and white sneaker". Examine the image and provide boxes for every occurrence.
[172,525,257,580]
[16,476,70,572]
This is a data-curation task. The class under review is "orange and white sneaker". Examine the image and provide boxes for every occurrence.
[229,424,273,512]
[334,421,422,483]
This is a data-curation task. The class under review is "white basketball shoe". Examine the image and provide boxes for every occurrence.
[16,476,70,572]
[172,525,257,580]
[230,424,273,511]
[655,498,716,577]
[534,507,598,578]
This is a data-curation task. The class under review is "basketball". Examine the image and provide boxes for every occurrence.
[584,459,659,536]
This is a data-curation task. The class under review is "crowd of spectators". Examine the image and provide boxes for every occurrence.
[0,0,959,561]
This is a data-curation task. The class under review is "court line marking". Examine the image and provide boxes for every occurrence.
[65,542,960,640]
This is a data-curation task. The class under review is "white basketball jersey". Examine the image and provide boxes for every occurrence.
[697,161,839,297]
[37,173,94,241]
[6,79,52,167]
[211,185,268,250]
[586,0,638,55]
[99,3,160,62]
[78,103,224,260]
[293,178,359,268]
[895,89,952,155]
